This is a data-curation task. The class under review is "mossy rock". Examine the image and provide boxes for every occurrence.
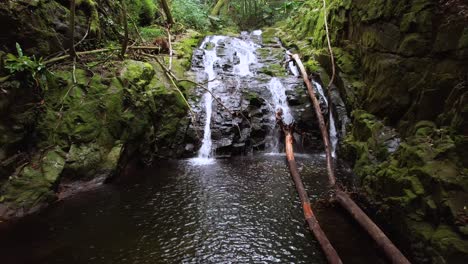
[400,9,433,33]
[0,147,66,208]
[63,143,103,179]
[120,60,155,87]
[398,33,430,56]
[433,22,465,53]
[173,29,203,65]
[258,63,287,77]
[431,225,468,263]
[351,110,383,141]
[99,143,123,174]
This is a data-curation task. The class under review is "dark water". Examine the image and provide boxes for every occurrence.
[0,155,385,264]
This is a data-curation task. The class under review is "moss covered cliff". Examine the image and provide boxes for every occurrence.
[0,1,202,220]
[273,0,467,262]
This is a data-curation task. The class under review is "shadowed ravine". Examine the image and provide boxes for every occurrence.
[0,31,387,264]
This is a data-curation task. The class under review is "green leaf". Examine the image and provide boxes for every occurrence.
[15,43,23,57]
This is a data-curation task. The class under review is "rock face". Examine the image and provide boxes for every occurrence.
[0,22,202,220]
[277,0,468,263]
[187,32,322,157]
[0,0,118,56]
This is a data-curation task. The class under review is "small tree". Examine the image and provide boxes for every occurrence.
[69,0,77,59]
[159,0,175,26]
[121,0,129,59]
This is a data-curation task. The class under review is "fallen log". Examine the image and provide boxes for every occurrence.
[289,52,336,186]
[288,52,411,264]
[278,116,342,264]
[44,46,164,65]
[335,190,410,264]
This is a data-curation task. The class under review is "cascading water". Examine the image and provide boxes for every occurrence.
[288,61,300,77]
[189,32,327,160]
[190,36,225,165]
[313,81,329,106]
[285,49,340,156]
[313,81,338,158]
[329,112,338,158]
[266,78,294,152]
[190,34,259,164]
[268,78,294,125]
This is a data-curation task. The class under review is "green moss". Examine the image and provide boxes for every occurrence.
[256,48,271,60]
[400,9,432,33]
[97,144,122,176]
[259,63,287,77]
[261,27,280,44]
[398,33,430,56]
[173,30,203,65]
[42,148,66,183]
[64,143,102,178]
[0,147,66,208]
[76,0,100,36]
[121,60,155,86]
[431,225,468,262]
[351,110,383,141]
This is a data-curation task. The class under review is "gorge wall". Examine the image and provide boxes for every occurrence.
[0,1,200,220]
[272,0,467,263]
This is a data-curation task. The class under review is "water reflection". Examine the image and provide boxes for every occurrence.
[0,155,384,264]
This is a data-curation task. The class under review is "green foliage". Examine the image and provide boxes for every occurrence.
[127,0,158,26]
[218,0,304,29]
[140,26,166,41]
[172,0,210,30]
[4,43,48,90]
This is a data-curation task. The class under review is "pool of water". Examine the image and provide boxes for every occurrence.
[0,155,385,264]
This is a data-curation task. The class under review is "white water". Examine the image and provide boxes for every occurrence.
[288,61,300,76]
[231,38,258,76]
[329,111,338,158]
[313,81,328,106]
[190,36,225,165]
[266,78,294,153]
[191,34,259,165]
[313,81,338,158]
[268,78,294,125]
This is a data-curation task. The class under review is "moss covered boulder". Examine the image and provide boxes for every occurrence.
[0,147,66,217]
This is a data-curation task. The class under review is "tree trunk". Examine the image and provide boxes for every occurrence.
[279,119,342,264]
[210,0,228,16]
[335,190,411,264]
[159,0,175,26]
[120,0,128,59]
[69,0,77,58]
[289,52,411,264]
[289,53,336,186]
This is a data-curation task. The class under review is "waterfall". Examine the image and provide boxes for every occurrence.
[191,36,225,165]
[266,78,294,153]
[313,81,328,106]
[329,112,338,158]
[313,81,338,158]
[191,34,259,165]
[231,38,258,76]
[268,78,294,125]
[288,61,300,77]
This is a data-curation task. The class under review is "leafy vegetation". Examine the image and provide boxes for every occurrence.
[126,0,158,26]
[172,0,210,30]
[140,26,166,40]
[4,43,48,91]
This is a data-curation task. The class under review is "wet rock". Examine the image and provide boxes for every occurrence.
[185,143,195,152]
[0,147,66,218]
[286,90,301,106]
